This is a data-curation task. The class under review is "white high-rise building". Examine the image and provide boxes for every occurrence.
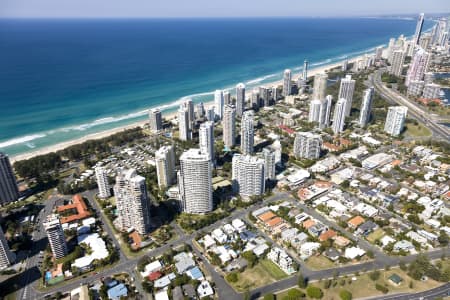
[384,106,408,136]
[272,86,279,102]
[178,106,191,141]
[405,48,430,86]
[375,46,383,61]
[184,99,195,129]
[283,69,292,97]
[223,104,236,148]
[259,86,270,107]
[423,83,441,99]
[0,152,19,206]
[339,75,356,116]
[261,148,276,181]
[359,87,374,127]
[236,83,246,117]
[302,60,308,81]
[206,107,215,122]
[312,73,328,100]
[178,149,212,214]
[199,121,215,161]
[332,98,347,134]
[390,50,405,77]
[232,154,265,199]
[44,214,68,259]
[114,169,151,234]
[413,13,425,47]
[214,90,224,120]
[0,227,15,270]
[293,132,322,159]
[251,88,260,109]
[271,139,282,166]
[155,145,176,188]
[196,102,205,119]
[240,111,254,155]
[149,109,163,133]
[323,95,333,128]
[407,80,425,96]
[95,166,110,199]
[309,99,322,123]
[223,91,231,105]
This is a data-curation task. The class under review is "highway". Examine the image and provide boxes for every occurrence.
[371,69,450,141]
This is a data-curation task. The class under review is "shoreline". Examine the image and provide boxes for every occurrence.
[10,53,367,163]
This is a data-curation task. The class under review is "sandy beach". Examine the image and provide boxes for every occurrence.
[10,53,368,163]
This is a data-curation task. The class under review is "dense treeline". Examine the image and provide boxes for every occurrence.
[14,127,144,178]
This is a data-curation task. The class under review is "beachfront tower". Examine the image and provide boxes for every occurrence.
[95,166,110,199]
[155,145,176,188]
[223,105,236,148]
[240,111,254,155]
[293,132,322,159]
[260,148,276,181]
[44,214,68,259]
[236,83,246,117]
[332,98,347,134]
[232,154,265,200]
[322,95,333,128]
[223,91,231,105]
[178,106,191,141]
[312,73,328,101]
[359,87,374,127]
[178,149,213,214]
[0,227,15,269]
[302,60,309,81]
[282,69,292,97]
[259,86,270,107]
[384,106,408,136]
[199,121,215,161]
[339,75,356,117]
[149,108,162,133]
[214,90,224,120]
[0,152,19,206]
[413,13,425,47]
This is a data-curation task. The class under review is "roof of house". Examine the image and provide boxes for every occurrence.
[258,211,276,222]
[265,216,283,227]
[107,283,128,300]
[148,271,162,281]
[319,229,337,242]
[348,216,365,227]
[303,219,316,229]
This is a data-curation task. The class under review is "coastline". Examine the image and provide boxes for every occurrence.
[10,53,366,163]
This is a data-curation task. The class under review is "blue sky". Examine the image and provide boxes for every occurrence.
[1,0,449,18]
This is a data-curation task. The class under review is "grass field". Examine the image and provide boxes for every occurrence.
[227,259,288,292]
[305,255,335,270]
[404,123,432,137]
[367,228,385,244]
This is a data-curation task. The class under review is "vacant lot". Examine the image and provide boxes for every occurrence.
[305,255,335,270]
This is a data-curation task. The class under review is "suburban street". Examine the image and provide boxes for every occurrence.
[13,189,449,300]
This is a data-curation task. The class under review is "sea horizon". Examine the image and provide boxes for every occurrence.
[0,17,433,157]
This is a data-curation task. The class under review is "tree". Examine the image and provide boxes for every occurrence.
[438,230,449,246]
[286,288,305,300]
[298,273,307,288]
[369,270,380,281]
[339,289,352,300]
[226,272,238,283]
[306,286,323,299]
[241,251,258,268]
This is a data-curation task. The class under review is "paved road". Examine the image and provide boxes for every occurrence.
[366,282,450,300]
[14,189,450,300]
[371,70,450,140]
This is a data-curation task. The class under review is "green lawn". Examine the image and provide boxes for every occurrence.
[404,123,431,137]
[367,228,385,244]
[227,260,287,292]
[260,259,288,280]
[305,255,336,270]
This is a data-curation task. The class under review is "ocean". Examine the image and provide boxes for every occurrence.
[0,17,431,157]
